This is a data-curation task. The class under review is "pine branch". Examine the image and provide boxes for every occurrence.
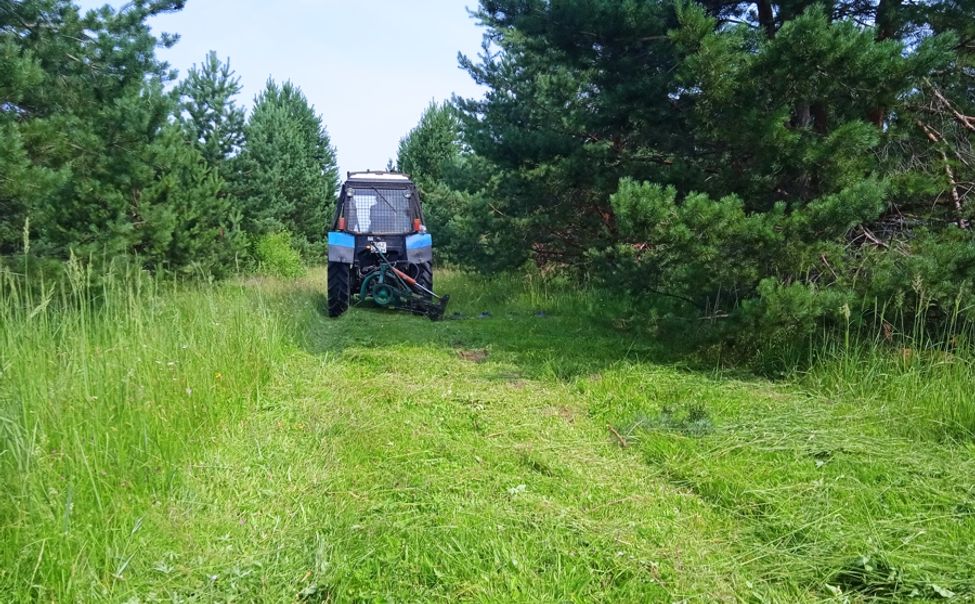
[925,78,975,133]
[917,119,971,230]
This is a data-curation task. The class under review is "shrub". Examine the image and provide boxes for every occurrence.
[255,232,305,278]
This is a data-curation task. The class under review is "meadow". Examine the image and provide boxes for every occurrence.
[1,263,973,602]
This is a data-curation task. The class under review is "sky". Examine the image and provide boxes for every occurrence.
[74,0,487,177]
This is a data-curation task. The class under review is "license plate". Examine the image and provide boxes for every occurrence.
[374,241,387,254]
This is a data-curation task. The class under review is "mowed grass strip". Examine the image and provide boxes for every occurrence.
[583,365,975,600]
[154,342,753,601]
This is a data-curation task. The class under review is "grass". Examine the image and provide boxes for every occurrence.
[801,337,975,443]
[2,263,974,601]
[0,258,294,600]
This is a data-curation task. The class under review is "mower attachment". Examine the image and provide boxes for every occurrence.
[358,248,449,320]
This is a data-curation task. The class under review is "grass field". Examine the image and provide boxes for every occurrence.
[2,265,974,602]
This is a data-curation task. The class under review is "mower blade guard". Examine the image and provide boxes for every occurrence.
[427,295,450,321]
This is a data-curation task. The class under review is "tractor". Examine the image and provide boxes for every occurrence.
[326,171,448,319]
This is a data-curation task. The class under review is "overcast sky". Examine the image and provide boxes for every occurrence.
[74,0,487,177]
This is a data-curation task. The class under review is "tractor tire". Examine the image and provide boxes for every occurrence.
[416,261,433,298]
[327,261,351,317]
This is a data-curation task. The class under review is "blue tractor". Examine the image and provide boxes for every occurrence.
[326,171,449,320]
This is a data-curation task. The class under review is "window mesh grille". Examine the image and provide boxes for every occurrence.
[346,188,412,234]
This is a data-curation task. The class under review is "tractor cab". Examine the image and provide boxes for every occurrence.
[337,172,421,235]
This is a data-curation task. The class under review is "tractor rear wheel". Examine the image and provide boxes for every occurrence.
[416,261,433,298]
[327,261,351,317]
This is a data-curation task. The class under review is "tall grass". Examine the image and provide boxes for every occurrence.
[799,295,975,441]
[0,256,294,600]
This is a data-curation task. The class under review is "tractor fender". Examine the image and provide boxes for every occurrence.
[327,231,355,263]
[405,233,432,263]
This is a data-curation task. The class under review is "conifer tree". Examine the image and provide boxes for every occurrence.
[233,80,338,256]
[1,0,248,276]
[136,125,244,276]
[394,101,515,268]
[0,0,185,258]
[0,29,48,254]
[396,101,462,185]
[446,0,975,334]
[175,51,246,173]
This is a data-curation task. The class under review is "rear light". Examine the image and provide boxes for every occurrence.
[412,218,421,232]
[338,216,346,230]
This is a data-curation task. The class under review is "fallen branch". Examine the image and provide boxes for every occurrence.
[820,253,840,281]
[608,424,628,448]
[927,79,975,133]
[917,119,970,229]
[860,226,889,248]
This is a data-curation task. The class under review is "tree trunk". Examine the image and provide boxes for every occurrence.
[793,102,812,130]
[875,0,901,42]
[917,120,971,230]
[756,0,776,39]
[811,102,829,135]
[867,0,902,127]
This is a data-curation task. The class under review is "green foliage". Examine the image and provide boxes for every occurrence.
[0,1,253,277]
[423,178,532,271]
[254,231,305,278]
[451,0,686,266]
[592,176,890,343]
[233,80,339,258]
[605,180,775,307]
[396,101,461,185]
[426,0,975,345]
[0,1,181,258]
[175,51,246,173]
[137,126,246,277]
[670,4,923,208]
[0,3,339,277]
[0,122,67,255]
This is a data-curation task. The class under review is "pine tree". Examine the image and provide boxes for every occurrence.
[233,80,338,256]
[396,101,462,185]
[1,0,249,277]
[137,125,245,276]
[453,0,974,335]
[456,0,683,267]
[0,35,64,254]
[0,0,186,259]
[175,51,246,173]
[1,30,36,252]
[394,101,517,268]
